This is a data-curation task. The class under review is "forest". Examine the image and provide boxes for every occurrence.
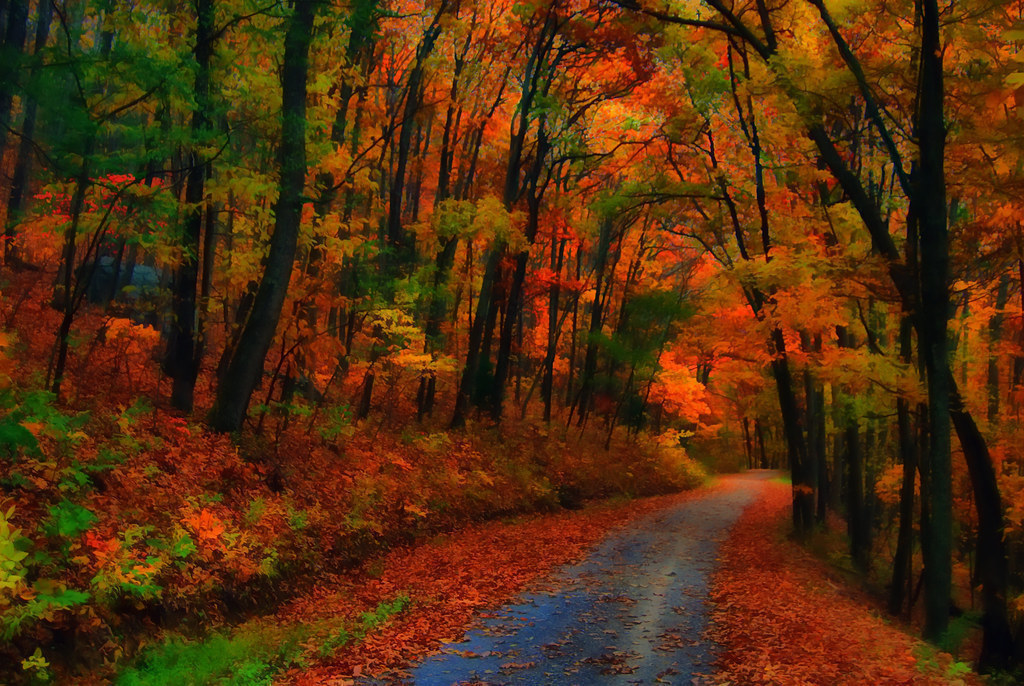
[0,0,1022,682]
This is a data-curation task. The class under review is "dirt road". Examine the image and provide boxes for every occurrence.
[380,471,777,685]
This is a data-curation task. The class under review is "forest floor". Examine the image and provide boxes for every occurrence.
[273,472,980,686]
[708,479,982,686]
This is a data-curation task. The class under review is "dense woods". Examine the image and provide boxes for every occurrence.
[1,0,1024,681]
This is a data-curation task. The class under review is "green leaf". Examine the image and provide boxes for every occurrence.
[45,500,97,539]
[0,417,39,458]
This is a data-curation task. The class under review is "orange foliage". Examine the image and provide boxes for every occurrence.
[709,481,980,686]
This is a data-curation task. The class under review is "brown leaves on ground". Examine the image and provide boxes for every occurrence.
[280,481,727,684]
[707,480,980,686]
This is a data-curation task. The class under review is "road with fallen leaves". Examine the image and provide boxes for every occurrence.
[368,471,776,685]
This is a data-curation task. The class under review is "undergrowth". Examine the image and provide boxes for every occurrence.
[116,594,411,685]
[0,308,708,683]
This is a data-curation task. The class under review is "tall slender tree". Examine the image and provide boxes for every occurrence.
[211,0,319,432]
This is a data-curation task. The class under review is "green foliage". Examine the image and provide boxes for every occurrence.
[592,289,690,372]
[2,584,91,641]
[20,647,51,682]
[317,403,354,442]
[318,593,411,657]
[0,417,39,459]
[432,198,477,240]
[911,638,977,682]
[43,500,97,540]
[937,610,981,655]
[116,626,309,686]
[0,392,105,644]
[0,506,29,596]
[171,532,196,560]
[0,389,88,468]
[287,507,309,532]
[244,498,266,526]
[117,593,410,685]
[57,448,127,494]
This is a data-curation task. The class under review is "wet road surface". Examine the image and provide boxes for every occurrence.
[368,471,775,685]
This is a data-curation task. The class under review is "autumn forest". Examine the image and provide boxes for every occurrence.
[1,0,1023,682]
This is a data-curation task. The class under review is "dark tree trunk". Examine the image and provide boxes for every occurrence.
[742,417,753,469]
[48,13,109,393]
[1014,258,1024,403]
[573,216,613,427]
[384,4,446,275]
[813,355,828,522]
[890,318,918,617]
[542,237,566,422]
[837,327,869,570]
[0,0,27,155]
[987,274,1010,424]
[357,370,375,420]
[801,331,826,524]
[564,243,581,407]
[845,416,868,571]
[452,7,557,429]
[451,245,502,428]
[492,148,550,421]
[417,236,458,419]
[167,0,214,413]
[210,1,317,432]
[950,375,1018,668]
[755,417,768,469]
[484,13,558,421]
[50,157,92,397]
[3,0,50,266]
[915,0,951,642]
[769,327,813,534]
[417,38,468,420]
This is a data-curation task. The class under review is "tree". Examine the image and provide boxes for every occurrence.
[210,0,319,432]
[622,0,1015,661]
[166,0,216,413]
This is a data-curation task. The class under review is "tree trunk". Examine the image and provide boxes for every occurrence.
[3,0,50,266]
[50,142,95,398]
[167,0,214,413]
[417,41,467,420]
[915,0,951,642]
[889,318,917,616]
[564,243,581,407]
[837,327,869,570]
[1013,258,1024,406]
[210,1,317,432]
[845,415,868,571]
[450,243,503,428]
[485,13,558,420]
[542,237,566,422]
[801,331,826,524]
[384,4,446,276]
[573,216,613,427]
[770,327,813,535]
[755,416,768,469]
[987,274,1010,424]
[0,0,27,156]
[950,375,1018,668]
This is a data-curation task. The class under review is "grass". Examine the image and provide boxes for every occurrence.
[116,594,411,685]
[317,593,411,657]
[116,626,308,686]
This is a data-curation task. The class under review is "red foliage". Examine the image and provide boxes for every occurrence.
[708,481,980,685]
